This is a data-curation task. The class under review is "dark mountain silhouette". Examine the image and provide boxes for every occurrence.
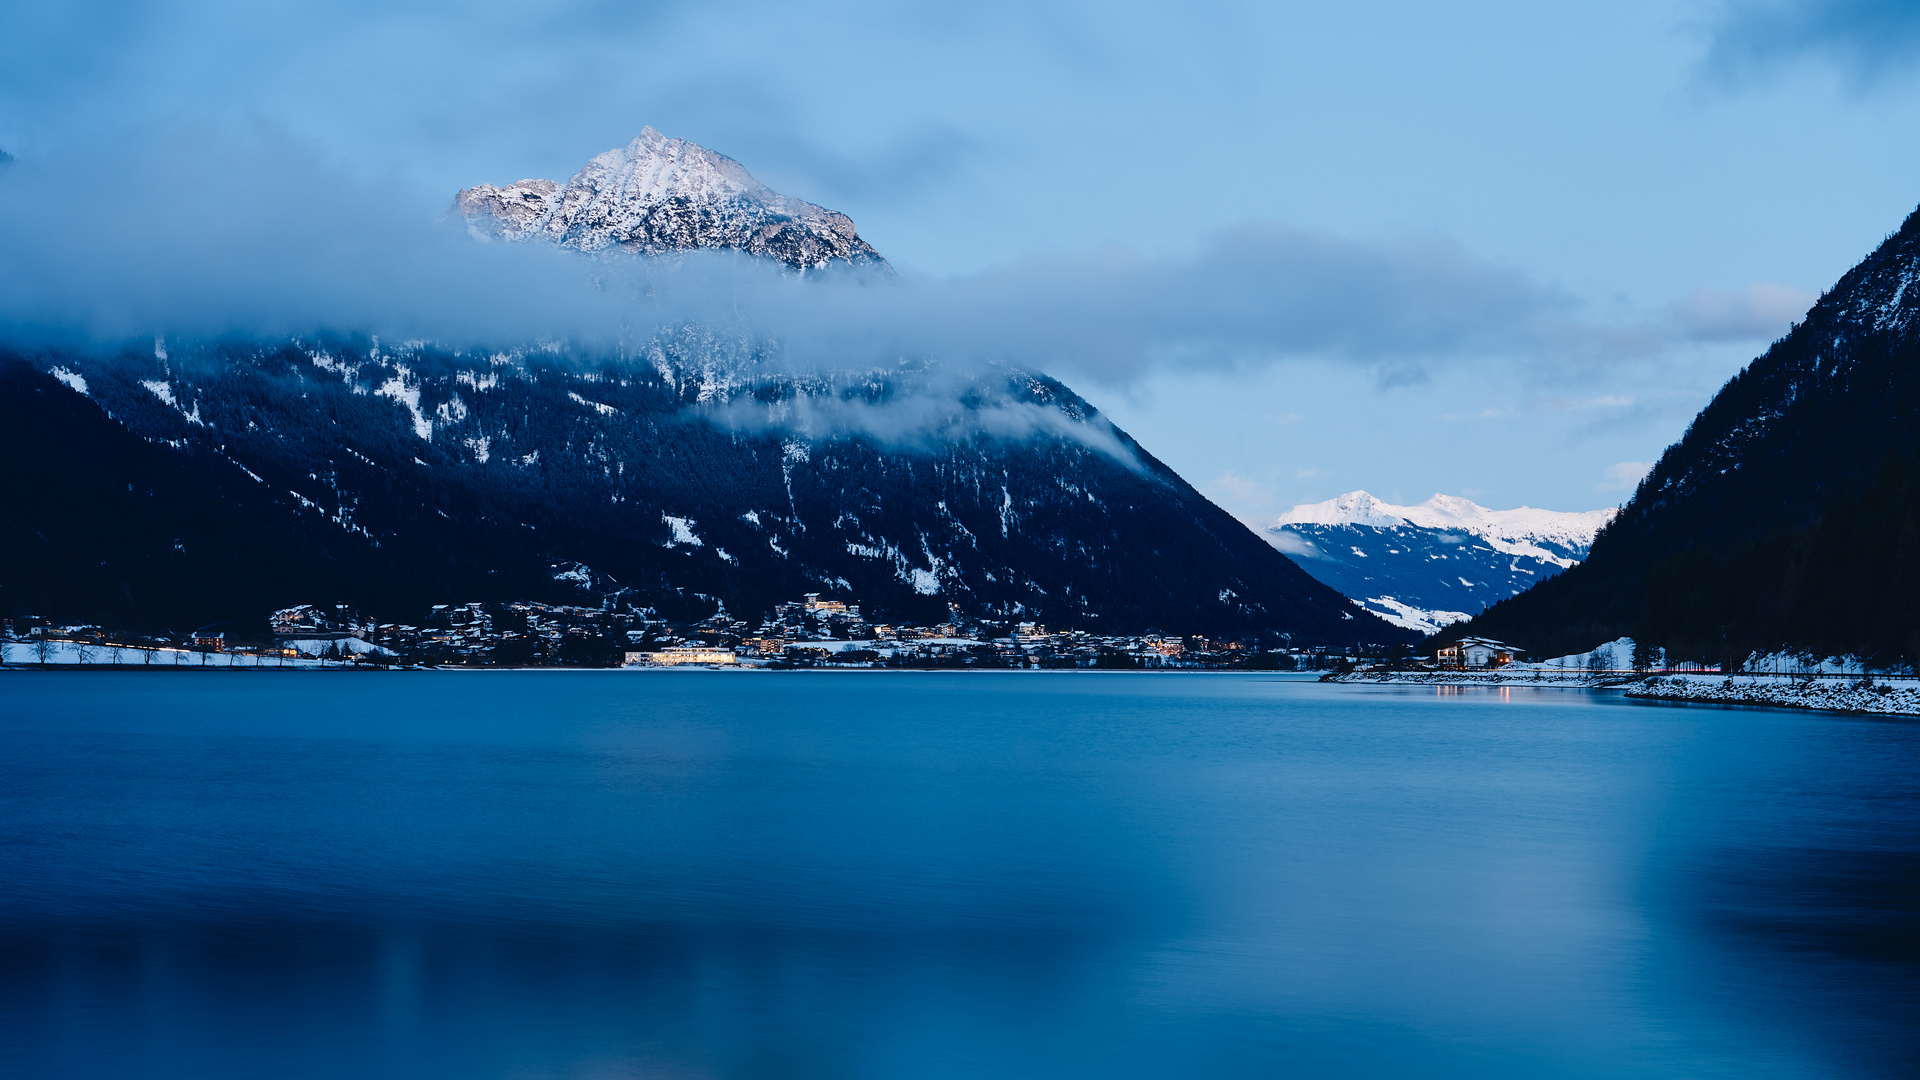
[1453,203,1920,665]
[2,341,1405,644]
[0,129,1414,645]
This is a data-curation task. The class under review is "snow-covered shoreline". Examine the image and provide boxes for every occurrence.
[1622,674,1920,716]
[1324,666,1920,716]
[0,641,355,669]
[1324,669,1616,688]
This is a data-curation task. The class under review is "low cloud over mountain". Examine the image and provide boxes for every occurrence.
[0,127,1809,394]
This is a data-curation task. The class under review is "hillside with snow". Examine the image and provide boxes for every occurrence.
[0,131,1406,646]
[1268,491,1615,633]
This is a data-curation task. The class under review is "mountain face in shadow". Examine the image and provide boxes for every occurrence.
[1,131,1408,644]
[1,337,1397,644]
[1457,203,1920,664]
[0,130,1413,641]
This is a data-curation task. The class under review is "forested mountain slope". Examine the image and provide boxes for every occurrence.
[2,335,1399,643]
[1457,203,1920,663]
[0,128,1415,645]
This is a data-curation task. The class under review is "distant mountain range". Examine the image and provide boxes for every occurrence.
[0,131,1408,646]
[1267,492,1614,633]
[1458,200,1920,665]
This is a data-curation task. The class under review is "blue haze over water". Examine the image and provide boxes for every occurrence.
[0,672,1914,1078]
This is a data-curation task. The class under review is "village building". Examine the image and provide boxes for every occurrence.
[1437,636,1521,668]
[802,594,851,617]
[627,646,740,667]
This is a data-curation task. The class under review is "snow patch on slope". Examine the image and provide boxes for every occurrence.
[375,367,432,440]
[662,514,704,547]
[568,391,620,416]
[50,367,88,395]
[1354,596,1474,635]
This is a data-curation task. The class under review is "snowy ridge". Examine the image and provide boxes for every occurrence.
[1269,491,1616,634]
[1274,491,1615,567]
[455,128,886,271]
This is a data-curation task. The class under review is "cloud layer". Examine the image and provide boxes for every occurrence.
[1665,282,1819,342]
[0,126,1815,401]
[1700,0,1920,88]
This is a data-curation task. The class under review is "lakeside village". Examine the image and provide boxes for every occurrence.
[0,594,1389,671]
[12,600,1917,716]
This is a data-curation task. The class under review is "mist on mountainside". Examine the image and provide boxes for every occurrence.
[0,126,1739,394]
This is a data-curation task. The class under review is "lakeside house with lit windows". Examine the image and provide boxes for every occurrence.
[1436,636,1520,669]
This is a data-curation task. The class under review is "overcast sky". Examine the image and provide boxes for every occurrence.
[4,0,1919,521]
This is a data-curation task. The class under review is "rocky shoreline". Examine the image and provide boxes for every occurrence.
[1622,675,1920,716]
[1325,668,1920,716]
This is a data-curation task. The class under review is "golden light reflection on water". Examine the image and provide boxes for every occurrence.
[1433,684,1513,702]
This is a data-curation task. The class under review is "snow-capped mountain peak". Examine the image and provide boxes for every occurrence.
[1268,491,1616,634]
[454,127,887,271]
[1275,490,1615,563]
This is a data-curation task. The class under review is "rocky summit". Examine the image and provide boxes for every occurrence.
[454,127,887,271]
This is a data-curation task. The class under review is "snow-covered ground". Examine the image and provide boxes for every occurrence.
[280,636,398,658]
[1506,637,1643,672]
[1,641,352,668]
[1327,636,1920,715]
[1329,637,1651,686]
[1329,668,1616,688]
[1733,651,1869,676]
[1625,674,1920,715]
[1351,596,1474,636]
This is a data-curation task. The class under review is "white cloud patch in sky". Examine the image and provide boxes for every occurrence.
[1666,282,1818,342]
[1597,461,1653,492]
[1204,471,1276,509]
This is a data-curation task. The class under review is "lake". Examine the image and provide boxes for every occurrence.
[0,671,1914,1078]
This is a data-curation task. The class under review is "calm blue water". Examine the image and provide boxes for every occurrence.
[0,672,1914,1079]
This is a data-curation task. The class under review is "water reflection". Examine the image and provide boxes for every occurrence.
[1429,683,1513,702]
[0,672,1913,1078]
